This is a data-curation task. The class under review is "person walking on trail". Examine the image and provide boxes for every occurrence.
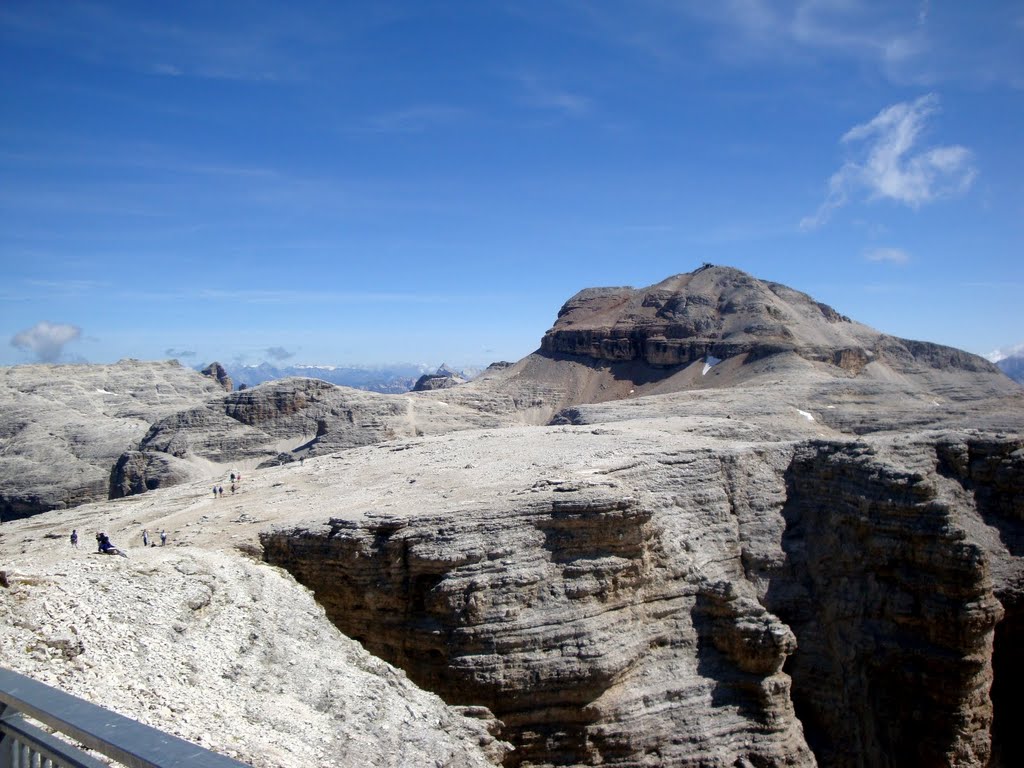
[212,485,218,498]
[160,529,167,546]
[142,529,149,547]
[70,529,78,548]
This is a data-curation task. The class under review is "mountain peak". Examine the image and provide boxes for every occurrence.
[540,265,992,375]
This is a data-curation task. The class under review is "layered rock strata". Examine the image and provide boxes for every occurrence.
[116,377,511,496]
[261,429,1022,768]
[0,360,223,519]
[539,266,1002,378]
[762,435,1023,767]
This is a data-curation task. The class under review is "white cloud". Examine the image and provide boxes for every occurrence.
[985,342,1024,364]
[801,94,975,229]
[864,247,910,264]
[11,321,83,362]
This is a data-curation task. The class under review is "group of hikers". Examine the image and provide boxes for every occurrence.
[213,471,243,497]
[69,528,167,557]
[68,471,238,556]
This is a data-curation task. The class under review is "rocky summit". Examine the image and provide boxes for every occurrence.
[1,265,1022,768]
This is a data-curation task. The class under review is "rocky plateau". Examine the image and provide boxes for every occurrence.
[1,265,1022,768]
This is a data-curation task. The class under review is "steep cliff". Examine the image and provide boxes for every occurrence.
[762,435,1022,767]
[260,428,1022,768]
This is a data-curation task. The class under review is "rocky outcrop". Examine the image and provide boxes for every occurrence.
[261,476,814,767]
[121,377,513,490]
[200,361,233,392]
[0,360,223,520]
[761,437,1020,767]
[260,427,1023,768]
[0,543,508,767]
[413,370,467,391]
[109,450,197,499]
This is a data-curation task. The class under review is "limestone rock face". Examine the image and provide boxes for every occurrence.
[0,540,508,767]
[0,360,223,519]
[763,436,1021,767]
[200,361,233,392]
[261,438,815,768]
[109,450,197,498]
[127,377,512,486]
[413,371,467,391]
[540,265,999,375]
[259,427,1023,768]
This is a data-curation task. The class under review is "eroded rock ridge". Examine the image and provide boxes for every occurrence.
[260,430,1024,767]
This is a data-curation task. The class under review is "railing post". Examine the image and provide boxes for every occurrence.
[0,702,13,768]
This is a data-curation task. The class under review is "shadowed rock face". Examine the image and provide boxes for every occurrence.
[762,436,1022,768]
[261,432,1023,768]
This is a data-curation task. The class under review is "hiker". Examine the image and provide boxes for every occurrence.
[70,529,78,548]
[230,472,235,483]
[160,529,167,546]
[212,486,217,498]
[230,483,236,494]
[142,529,149,547]
[96,532,128,558]
[218,485,224,497]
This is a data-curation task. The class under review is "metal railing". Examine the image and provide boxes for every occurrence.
[0,668,250,768]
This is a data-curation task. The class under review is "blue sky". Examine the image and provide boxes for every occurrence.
[2,1,1022,368]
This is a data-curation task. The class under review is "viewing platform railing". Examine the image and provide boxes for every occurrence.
[0,667,250,768]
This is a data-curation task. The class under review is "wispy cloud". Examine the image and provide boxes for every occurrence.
[864,247,910,265]
[0,2,325,82]
[24,278,111,295]
[548,1,1019,88]
[605,0,929,77]
[192,288,458,305]
[10,321,83,362]
[165,347,196,358]
[801,94,975,229]
[514,74,591,117]
[359,105,471,134]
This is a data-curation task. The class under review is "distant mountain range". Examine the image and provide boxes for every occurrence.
[206,362,485,393]
[996,353,1024,385]
[987,345,1024,385]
